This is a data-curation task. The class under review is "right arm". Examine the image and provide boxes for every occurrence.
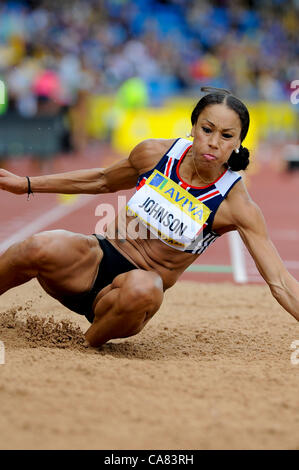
[0,139,162,195]
[225,183,299,322]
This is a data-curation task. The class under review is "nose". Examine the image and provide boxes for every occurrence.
[208,132,219,149]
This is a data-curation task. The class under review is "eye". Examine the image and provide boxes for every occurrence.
[222,133,233,139]
[202,126,212,133]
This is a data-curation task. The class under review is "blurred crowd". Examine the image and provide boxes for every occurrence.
[0,0,298,117]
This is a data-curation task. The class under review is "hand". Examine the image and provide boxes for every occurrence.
[0,169,27,195]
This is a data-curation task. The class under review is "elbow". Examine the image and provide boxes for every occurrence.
[96,170,111,194]
[98,182,111,194]
[268,276,299,322]
[269,282,284,302]
[98,178,117,194]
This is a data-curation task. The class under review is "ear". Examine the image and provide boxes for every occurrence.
[190,125,195,138]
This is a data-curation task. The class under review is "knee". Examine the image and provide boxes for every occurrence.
[119,270,164,314]
[19,232,54,267]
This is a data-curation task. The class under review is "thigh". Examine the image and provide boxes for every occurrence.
[35,230,102,297]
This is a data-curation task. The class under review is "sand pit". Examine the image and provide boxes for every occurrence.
[0,279,298,450]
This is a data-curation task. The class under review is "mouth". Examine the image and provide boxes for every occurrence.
[203,153,217,161]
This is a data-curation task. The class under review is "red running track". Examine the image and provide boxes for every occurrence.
[0,143,298,284]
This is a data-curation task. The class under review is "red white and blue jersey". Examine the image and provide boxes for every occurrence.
[133,138,242,254]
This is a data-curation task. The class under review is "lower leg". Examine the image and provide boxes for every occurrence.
[85,288,146,346]
[85,271,164,347]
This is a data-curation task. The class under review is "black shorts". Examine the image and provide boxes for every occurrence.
[59,236,137,323]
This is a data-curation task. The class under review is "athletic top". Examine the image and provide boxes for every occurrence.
[127,138,241,254]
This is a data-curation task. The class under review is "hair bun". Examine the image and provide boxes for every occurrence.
[200,86,232,95]
[228,145,250,171]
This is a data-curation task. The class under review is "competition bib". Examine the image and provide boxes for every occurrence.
[127,170,211,250]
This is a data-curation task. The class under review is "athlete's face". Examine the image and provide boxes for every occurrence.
[191,104,242,167]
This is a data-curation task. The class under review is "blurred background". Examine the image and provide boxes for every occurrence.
[0,0,298,283]
[0,0,298,169]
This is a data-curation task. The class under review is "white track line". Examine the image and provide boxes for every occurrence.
[228,230,248,283]
[0,195,97,253]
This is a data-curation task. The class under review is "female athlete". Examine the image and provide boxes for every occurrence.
[0,87,298,347]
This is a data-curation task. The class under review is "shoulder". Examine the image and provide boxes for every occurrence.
[129,138,177,175]
[224,178,266,230]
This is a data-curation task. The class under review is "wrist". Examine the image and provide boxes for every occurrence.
[24,176,34,199]
[21,176,29,194]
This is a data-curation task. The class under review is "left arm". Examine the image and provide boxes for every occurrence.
[233,199,299,321]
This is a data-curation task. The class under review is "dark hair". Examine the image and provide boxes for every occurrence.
[191,87,250,171]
